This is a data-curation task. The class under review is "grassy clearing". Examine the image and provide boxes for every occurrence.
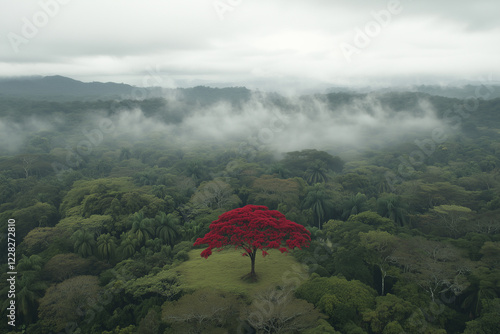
[175,248,309,297]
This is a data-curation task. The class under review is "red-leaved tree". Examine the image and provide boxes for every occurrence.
[193,205,311,281]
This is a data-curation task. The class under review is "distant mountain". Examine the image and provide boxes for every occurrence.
[0,75,164,101]
[411,85,500,100]
[326,84,500,100]
[0,75,252,103]
[2,75,499,102]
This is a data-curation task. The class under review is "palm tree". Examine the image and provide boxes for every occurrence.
[119,232,138,259]
[130,211,155,245]
[17,254,44,272]
[16,273,47,323]
[460,268,498,317]
[303,184,332,229]
[97,233,117,261]
[376,194,408,227]
[154,212,180,246]
[267,163,290,179]
[132,220,154,246]
[186,160,205,183]
[341,193,368,220]
[180,220,204,241]
[304,161,328,185]
[119,147,131,160]
[9,255,46,324]
[71,229,95,257]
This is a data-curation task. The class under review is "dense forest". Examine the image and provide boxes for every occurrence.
[1,83,499,333]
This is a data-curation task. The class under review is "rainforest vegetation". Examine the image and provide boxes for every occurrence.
[0,84,499,333]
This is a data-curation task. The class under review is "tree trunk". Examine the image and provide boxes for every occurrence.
[380,265,386,296]
[250,248,256,277]
[242,248,258,282]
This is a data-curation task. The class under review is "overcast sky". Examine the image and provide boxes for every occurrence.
[1,0,499,91]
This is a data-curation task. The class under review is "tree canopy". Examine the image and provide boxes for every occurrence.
[194,205,310,280]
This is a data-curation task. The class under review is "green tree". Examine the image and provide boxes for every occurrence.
[154,212,180,246]
[243,286,324,334]
[130,212,154,245]
[341,193,368,220]
[360,230,399,296]
[10,255,46,323]
[119,147,131,161]
[190,178,240,210]
[97,233,117,261]
[296,275,377,327]
[119,232,139,259]
[123,269,181,300]
[38,275,101,333]
[304,161,329,184]
[376,193,408,227]
[463,298,500,334]
[430,204,473,238]
[461,267,499,317]
[71,229,95,257]
[362,294,423,334]
[249,175,302,210]
[15,274,47,323]
[162,289,239,333]
[392,237,472,302]
[17,254,44,273]
[303,183,333,229]
[43,253,92,282]
[281,149,344,175]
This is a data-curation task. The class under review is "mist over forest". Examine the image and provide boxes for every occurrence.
[0,78,475,157]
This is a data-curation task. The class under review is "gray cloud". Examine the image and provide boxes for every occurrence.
[1,0,499,90]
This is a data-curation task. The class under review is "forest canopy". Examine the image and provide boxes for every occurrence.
[0,85,499,334]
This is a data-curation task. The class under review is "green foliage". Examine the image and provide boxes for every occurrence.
[102,325,137,334]
[281,149,344,175]
[97,233,117,261]
[302,319,340,334]
[122,269,181,300]
[463,298,500,334]
[154,212,180,246]
[38,275,101,333]
[11,202,58,240]
[130,211,155,245]
[1,89,500,333]
[302,183,337,229]
[341,193,369,220]
[162,289,240,333]
[71,229,96,257]
[296,275,377,326]
[249,175,302,209]
[43,253,92,281]
[242,286,324,333]
[376,193,408,227]
[362,294,422,334]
